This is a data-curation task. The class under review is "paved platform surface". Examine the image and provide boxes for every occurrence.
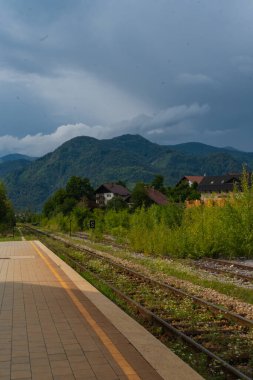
[0,241,203,380]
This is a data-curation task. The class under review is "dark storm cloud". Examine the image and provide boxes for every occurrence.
[0,0,253,153]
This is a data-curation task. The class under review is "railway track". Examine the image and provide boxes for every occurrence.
[25,226,253,380]
[72,231,127,249]
[205,258,253,272]
[194,258,253,283]
[73,233,253,283]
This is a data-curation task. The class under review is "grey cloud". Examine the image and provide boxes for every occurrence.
[108,103,210,144]
[0,1,253,150]
[232,56,253,74]
[0,103,210,156]
[176,73,217,85]
[138,104,210,132]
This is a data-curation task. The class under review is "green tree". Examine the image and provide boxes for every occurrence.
[43,177,94,218]
[106,197,128,211]
[72,206,91,230]
[43,189,68,218]
[0,183,8,220]
[151,175,166,194]
[116,180,127,188]
[131,182,153,209]
[0,182,15,232]
[168,180,201,202]
[66,176,94,201]
[61,197,77,215]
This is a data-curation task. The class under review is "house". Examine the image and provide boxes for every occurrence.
[177,175,204,187]
[95,183,131,206]
[125,186,168,207]
[198,174,241,200]
[177,173,247,202]
[145,187,168,205]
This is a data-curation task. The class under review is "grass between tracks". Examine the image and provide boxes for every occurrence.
[25,225,253,305]
[68,235,253,306]
[0,228,21,241]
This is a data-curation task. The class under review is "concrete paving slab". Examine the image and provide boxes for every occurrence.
[0,241,203,380]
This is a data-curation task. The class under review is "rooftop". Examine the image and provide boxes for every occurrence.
[146,187,168,205]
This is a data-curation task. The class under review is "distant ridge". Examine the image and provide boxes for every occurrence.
[0,134,253,211]
[0,153,36,163]
[223,146,239,152]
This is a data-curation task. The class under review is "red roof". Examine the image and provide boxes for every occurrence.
[183,176,204,184]
[146,188,168,205]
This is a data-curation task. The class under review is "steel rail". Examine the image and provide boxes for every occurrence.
[195,262,253,283]
[57,246,253,380]
[205,258,253,272]
[26,225,253,329]
[72,231,126,248]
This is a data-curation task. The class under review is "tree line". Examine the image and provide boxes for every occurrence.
[39,171,253,259]
[42,174,200,218]
[0,182,15,234]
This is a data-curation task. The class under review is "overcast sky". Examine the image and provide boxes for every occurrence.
[0,0,253,156]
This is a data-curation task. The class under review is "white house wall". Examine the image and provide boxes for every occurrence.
[104,192,114,205]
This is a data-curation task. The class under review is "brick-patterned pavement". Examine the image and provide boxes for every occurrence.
[0,241,164,380]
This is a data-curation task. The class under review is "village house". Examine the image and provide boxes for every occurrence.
[197,174,241,200]
[95,183,131,207]
[125,186,168,207]
[145,187,168,205]
[178,173,246,203]
[177,175,204,187]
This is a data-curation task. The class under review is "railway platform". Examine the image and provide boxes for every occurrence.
[0,241,203,380]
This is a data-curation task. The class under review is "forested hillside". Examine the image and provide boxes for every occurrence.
[0,134,251,210]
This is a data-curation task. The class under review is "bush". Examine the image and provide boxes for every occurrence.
[42,170,253,259]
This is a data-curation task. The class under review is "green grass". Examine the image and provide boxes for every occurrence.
[0,229,21,241]
[22,225,253,305]
[127,256,253,305]
[68,234,253,305]
[0,236,21,242]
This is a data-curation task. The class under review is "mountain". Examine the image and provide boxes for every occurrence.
[169,141,253,167]
[0,160,31,178]
[0,134,252,211]
[0,154,37,181]
[223,146,239,152]
[0,154,36,163]
[168,142,221,155]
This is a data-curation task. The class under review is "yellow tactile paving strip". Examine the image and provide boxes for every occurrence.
[0,241,203,380]
[31,241,141,380]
